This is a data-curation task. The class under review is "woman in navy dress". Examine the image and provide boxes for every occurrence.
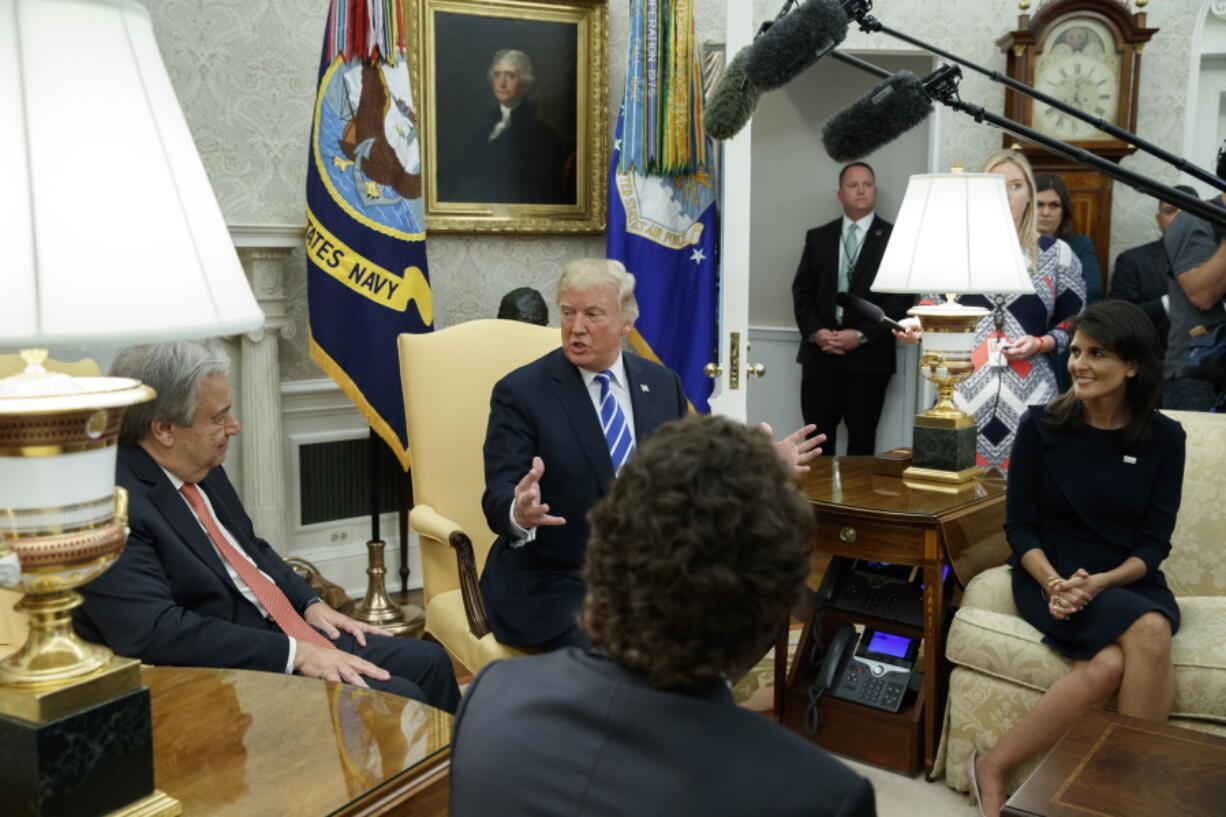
[969,300,1185,817]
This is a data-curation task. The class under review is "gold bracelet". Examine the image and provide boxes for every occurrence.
[1045,575,1062,588]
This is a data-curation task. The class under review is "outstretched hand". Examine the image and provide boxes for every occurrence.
[760,422,824,473]
[512,456,567,531]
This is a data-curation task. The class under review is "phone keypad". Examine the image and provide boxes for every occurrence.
[834,659,909,713]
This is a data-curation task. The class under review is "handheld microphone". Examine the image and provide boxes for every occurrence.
[821,70,933,162]
[743,0,849,91]
[835,292,907,332]
[705,46,763,141]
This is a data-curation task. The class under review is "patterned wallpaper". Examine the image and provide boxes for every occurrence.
[144,0,1206,382]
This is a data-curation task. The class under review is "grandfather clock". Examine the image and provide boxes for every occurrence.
[997,0,1157,296]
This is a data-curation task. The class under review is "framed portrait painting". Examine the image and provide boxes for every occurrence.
[405,0,608,233]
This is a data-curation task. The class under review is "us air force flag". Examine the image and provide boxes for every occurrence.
[306,1,430,469]
[607,108,719,414]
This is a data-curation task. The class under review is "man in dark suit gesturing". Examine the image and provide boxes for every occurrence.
[792,162,913,454]
[74,342,459,712]
[480,259,822,650]
[453,415,876,817]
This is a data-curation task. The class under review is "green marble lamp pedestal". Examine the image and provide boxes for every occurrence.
[905,414,981,490]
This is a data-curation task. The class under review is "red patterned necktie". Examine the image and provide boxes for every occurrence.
[179,483,333,649]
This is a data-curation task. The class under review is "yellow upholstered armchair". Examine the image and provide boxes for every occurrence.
[397,319,559,675]
[936,410,1226,794]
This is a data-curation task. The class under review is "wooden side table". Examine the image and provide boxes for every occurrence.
[776,457,1008,775]
[1004,711,1226,817]
[144,666,452,816]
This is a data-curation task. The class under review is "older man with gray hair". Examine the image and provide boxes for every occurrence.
[73,341,459,712]
[480,259,822,651]
[440,48,569,204]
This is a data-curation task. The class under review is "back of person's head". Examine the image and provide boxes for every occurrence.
[497,287,549,325]
[582,414,814,689]
[1034,173,1074,239]
[557,258,639,321]
[111,341,230,446]
[1045,300,1163,450]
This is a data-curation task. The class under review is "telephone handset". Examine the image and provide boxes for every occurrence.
[814,624,857,692]
[804,623,856,735]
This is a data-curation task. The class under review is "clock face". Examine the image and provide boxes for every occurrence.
[1032,18,1121,141]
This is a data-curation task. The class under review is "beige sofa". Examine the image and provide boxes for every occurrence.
[936,409,1226,794]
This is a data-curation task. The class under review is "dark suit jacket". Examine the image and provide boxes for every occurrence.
[450,648,877,817]
[479,349,687,646]
[74,446,315,672]
[791,215,911,374]
[1109,239,1170,347]
[442,100,569,204]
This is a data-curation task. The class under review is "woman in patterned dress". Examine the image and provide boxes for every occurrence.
[897,150,1087,469]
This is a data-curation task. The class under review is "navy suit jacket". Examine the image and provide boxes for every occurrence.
[791,215,911,375]
[479,348,687,646]
[74,446,316,672]
[451,648,878,817]
[1109,239,1170,347]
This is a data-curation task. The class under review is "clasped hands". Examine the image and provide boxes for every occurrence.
[1046,569,1106,620]
[812,328,861,355]
[511,423,826,532]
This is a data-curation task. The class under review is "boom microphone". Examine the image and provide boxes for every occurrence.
[705,46,763,141]
[834,292,907,332]
[744,0,849,91]
[821,70,933,162]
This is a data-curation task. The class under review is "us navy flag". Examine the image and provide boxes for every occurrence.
[306,0,431,469]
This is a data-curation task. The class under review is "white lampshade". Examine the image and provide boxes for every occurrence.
[872,173,1036,296]
[0,0,262,348]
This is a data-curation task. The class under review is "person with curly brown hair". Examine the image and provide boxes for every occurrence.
[451,414,876,817]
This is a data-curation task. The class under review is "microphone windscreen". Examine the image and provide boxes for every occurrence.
[744,0,849,91]
[821,71,933,163]
[705,47,762,141]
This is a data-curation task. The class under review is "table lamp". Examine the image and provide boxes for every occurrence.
[871,170,1034,488]
[0,1,262,814]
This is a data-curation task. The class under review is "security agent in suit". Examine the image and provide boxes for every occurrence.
[792,162,913,455]
[480,259,823,651]
[73,342,459,712]
[453,415,876,817]
[1108,186,1196,350]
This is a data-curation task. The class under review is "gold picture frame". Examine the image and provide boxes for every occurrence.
[405,0,608,233]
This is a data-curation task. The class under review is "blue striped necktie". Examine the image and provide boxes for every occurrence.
[595,370,634,472]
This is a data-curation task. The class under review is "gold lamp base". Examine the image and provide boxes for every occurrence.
[906,299,987,490]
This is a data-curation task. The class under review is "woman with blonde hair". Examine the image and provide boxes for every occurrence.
[897,149,1086,468]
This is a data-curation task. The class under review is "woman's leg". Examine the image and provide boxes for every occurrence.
[975,644,1123,817]
[1115,611,1175,722]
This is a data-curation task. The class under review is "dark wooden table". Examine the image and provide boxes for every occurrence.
[144,666,451,816]
[1004,710,1226,817]
[776,456,1008,774]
